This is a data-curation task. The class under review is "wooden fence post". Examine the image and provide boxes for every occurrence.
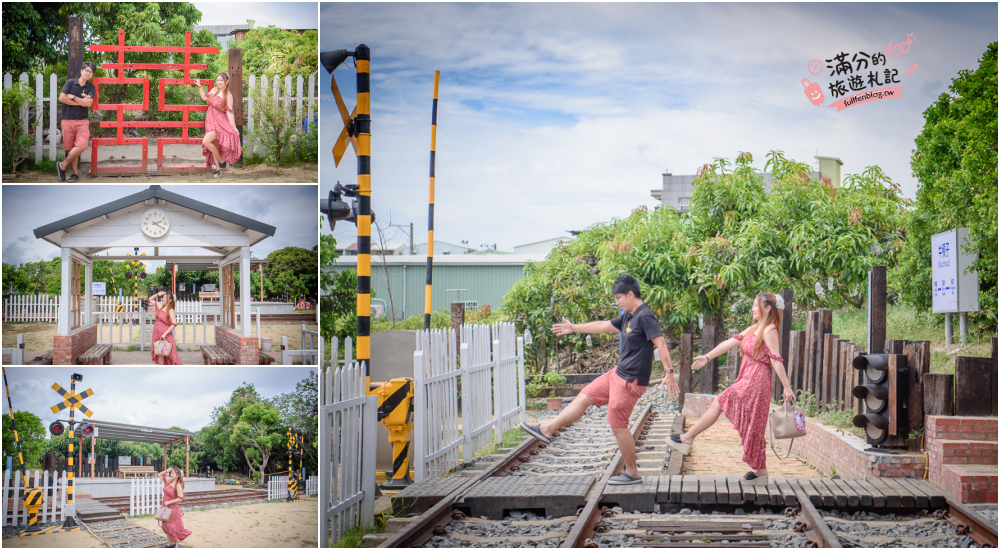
[903,341,930,451]
[816,309,832,401]
[725,328,739,384]
[923,373,954,417]
[679,334,692,410]
[803,311,818,398]
[821,333,837,410]
[450,303,465,358]
[68,17,83,80]
[228,48,244,163]
[701,325,718,394]
[992,337,998,417]
[955,356,994,417]
[868,266,887,355]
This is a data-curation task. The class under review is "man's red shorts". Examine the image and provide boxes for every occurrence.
[580,368,647,429]
[61,119,90,149]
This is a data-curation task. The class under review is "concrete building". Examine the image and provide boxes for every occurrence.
[513,236,575,255]
[650,156,843,214]
[193,20,256,48]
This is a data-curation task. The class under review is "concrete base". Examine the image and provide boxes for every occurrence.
[74,477,214,498]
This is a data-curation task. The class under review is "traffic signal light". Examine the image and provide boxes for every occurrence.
[49,421,65,437]
[78,423,95,437]
[851,353,908,447]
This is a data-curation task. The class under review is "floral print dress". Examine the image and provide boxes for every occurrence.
[716,332,783,471]
[150,308,182,365]
[159,475,192,542]
[201,93,241,166]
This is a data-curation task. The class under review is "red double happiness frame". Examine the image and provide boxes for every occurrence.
[89,30,219,175]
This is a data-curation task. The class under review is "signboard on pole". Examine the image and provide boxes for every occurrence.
[931,228,980,313]
[119,456,131,466]
[92,282,106,295]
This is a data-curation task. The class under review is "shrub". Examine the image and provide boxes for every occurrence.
[246,84,298,167]
[2,82,35,174]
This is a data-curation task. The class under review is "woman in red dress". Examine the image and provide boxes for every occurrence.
[157,467,191,548]
[198,72,241,178]
[666,292,794,485]
[149,290,182,365]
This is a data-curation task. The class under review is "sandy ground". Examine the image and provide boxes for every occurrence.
[2,498,318,548]
[9,162,318,183]
[2,322,318,364]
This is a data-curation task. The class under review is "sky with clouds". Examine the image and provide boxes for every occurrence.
[1,185,318,269]
[193,1,317,29]
[319,2,997,252]
[2,366,316,433]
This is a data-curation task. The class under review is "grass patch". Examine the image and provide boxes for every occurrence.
[331,511,388,547]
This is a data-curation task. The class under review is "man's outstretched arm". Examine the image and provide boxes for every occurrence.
[552,316,618,335]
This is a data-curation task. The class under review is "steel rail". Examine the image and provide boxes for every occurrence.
[559,403,654,548]
[942,497,998,548]
[378,434,545,548]
[788,480,842,548]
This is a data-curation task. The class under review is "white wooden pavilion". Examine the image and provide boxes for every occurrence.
[33,185,276,365]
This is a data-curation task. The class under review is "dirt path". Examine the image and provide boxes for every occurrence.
[9,162,317,183]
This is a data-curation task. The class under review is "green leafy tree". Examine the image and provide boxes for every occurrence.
[895,42,998,330]
[2,82,36,174]
[2,411,47,469]
[204,383,283,481]
[0,2,68,75]
[265,246,317,299]
[268,375,318,473]
[230,26,318,79]
[3,263,31,293]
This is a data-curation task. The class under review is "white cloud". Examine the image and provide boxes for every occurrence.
[319,3,997,251]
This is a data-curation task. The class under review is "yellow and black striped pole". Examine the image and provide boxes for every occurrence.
[286,428,293,502]
[424,70,440,330]
[354,44,373,392]
[4,368,42,531]
[64,376,77,527]
[294,433,301,500]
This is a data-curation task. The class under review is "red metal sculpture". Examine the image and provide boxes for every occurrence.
[89,30,219,175]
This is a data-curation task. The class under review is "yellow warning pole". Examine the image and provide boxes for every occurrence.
[424,71,440,330]
[355,44,372,393]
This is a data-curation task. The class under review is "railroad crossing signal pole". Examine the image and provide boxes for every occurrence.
[321,45,415,489]
[4,368,43,534]
[50,374,95,530]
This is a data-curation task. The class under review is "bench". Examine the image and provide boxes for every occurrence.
[79,344,112,365]
[27,351,53,365]
[202,345,234,365]
[118,466,156,479]
[259,353,276,365]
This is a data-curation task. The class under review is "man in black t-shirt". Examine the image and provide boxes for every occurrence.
[56,62,96,182]
[520,274,679,485]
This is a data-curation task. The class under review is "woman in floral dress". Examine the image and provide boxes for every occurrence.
[198,72,241,178]
[156,467,191,547]
[666,292,795,485]
[149,290,182,365]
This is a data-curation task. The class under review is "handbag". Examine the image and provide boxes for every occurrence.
[153,339,172,357]
[768,402,807,460]
[154,505,172,522]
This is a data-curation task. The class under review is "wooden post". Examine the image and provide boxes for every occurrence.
[68,17,83,80]
[725,328,739,383]
[903,341,930,451]
[923,373,954,417]
[992,338,998,417]
[955,356,994,417]
[779,288,792,364]
[803,311,818,398]
[787,331,802,394]
[679,334,692,409]
[701,325,718,394]
[821,333,837,411]
[90,434,95,480]
[816,309,832,401]
[185,435,189,477]
[868,266,887,355]
[450,302,465,357]
[228,48,244,163]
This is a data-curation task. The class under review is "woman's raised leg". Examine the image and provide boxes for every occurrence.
[680,396,723,445]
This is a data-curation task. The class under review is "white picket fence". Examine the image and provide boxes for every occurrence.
[3,469,69,526]
[3,71,317,164]
[3,295,203,324]
[321,362,377,544]
[306,475,317,496]
[129,476,162,517]
[267,475,289,501]
[413,328,464,481]
[279,324,321,365]
[413,323,527,482]
[3,294,60,323]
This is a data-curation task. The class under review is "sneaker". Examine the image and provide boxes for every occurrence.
[666,434,691,456]
[608,472,642,485]
[68,174,79,182]
[519,421,551,444]
[57,162,66,181]
[742,471,768,486]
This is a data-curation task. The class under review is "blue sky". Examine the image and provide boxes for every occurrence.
[2,366,316,433]
[1,185,318,268]
[319,2,998,251]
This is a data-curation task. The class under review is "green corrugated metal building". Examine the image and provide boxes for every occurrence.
[326,254,545,320]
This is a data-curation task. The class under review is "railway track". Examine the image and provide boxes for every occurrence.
[377,386,998,549]
[93,488,268,514]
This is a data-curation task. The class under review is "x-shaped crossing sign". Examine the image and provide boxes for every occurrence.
[331,77,358,168]
[50,383,95,418]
